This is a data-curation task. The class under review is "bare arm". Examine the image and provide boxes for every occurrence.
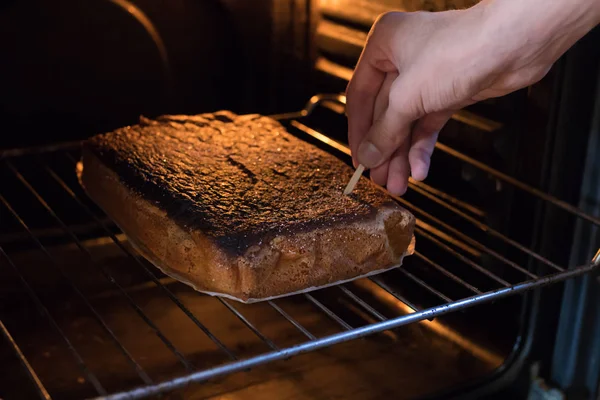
[346,0,600,195]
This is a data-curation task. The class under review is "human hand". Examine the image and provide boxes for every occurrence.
[346,0,600,195]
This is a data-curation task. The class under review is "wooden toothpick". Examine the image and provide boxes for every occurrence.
[343,164,365,195]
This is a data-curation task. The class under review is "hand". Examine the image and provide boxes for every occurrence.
[346,0,600,196]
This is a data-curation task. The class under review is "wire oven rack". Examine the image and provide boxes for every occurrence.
[0,93,599,400]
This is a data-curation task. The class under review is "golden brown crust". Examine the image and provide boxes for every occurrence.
[82,111,409,255]
[80,148,415,302]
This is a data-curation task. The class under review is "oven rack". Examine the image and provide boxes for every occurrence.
[0,93,598,400]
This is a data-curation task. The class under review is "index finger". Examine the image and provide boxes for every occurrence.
[346,47,385,167]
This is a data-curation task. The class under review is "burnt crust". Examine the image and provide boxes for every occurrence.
[83,111,403,255]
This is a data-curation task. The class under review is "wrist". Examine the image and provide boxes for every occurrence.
[475,0,600,68]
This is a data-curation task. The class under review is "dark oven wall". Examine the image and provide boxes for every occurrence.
[0,0,264,150]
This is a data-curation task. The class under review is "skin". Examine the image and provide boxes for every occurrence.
[346,0,600,196]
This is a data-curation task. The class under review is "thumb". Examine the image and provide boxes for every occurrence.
[356,92,415,169]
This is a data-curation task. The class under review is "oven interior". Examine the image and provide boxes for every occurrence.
[1,1,600,400]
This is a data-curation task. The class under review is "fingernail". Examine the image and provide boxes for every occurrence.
[357,141,383,168]
[387,180,407,196]
[411,170,427,181]
[410,158,429,181]
[410,164,426,181]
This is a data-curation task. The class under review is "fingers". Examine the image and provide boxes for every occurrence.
[356,72,422,170]
[386,139,411,196]
[368,71,397,183]
[356,99,412,169]
[408,110,453,181]
[373,110,451,192]
[370,161,390,186]
[373,72,398,121]
[346,48,385,167]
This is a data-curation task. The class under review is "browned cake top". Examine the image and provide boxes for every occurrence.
[84,111,402,254]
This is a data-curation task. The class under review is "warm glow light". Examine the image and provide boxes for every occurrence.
[416,219,481,258]
[354,279,504,367]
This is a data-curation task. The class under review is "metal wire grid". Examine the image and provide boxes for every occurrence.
[0,93,598,400]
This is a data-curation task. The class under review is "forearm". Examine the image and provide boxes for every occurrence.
[475,0,600,70]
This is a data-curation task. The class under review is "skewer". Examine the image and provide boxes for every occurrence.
[343,164,365,195]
